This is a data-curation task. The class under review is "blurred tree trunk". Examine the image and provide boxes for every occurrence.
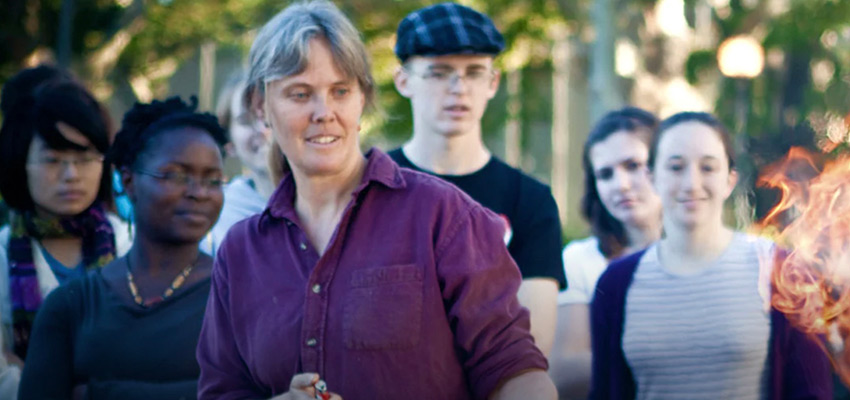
[589,0,623,121]
[57,0,75,68]
[551,32,572,227]
[199,41,216,111]
[504,68,522,167]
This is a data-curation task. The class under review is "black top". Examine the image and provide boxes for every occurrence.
[18,269,211,400]
[389,148,566,289]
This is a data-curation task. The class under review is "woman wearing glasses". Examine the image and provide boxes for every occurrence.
[0,73,132,366]
[200,71,273,255]
[19,96,226,400]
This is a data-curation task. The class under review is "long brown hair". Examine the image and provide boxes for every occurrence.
[580,107,658,259]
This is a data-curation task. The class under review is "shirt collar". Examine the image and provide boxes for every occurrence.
[263,148,406,221]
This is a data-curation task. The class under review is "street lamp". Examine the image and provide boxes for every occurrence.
[717,35,765,133]
[717,35,765,223]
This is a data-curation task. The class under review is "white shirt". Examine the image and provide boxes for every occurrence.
[200,176,268,256]
[558,236,608,305]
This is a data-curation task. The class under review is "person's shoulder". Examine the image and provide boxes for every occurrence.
[595,249,645,292]
[106,213,132,256]
[223,176,265,203]
[563,237,603,262]
[722,231,777,267]
[396,168,504,235]
[486,158,557,217]
[218,213,265,249]
[387,147,422,172]
[488,157,552,191]
[735,232,775,251]
[564,236,601,252]
[41,272,91,312]
[397,166,477,204]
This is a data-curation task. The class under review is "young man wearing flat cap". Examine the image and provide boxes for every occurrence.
[390,2,566,357]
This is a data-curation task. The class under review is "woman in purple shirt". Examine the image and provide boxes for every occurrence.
[195,1,556,400]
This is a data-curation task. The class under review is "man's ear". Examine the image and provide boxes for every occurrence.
[486,69,502,100]
[393,66,413,99]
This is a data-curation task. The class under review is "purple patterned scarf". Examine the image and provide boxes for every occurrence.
[7,202,116,359]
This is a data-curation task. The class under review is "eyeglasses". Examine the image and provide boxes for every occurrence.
[28,153,105,173]
[406,67,495,87]
[133,169,225,191]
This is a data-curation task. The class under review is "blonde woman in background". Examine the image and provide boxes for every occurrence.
[202,72,274,254]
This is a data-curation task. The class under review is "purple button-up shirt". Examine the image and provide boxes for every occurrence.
[197,149,547,400]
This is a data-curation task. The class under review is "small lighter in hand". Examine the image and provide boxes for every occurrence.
[314,379,331,400]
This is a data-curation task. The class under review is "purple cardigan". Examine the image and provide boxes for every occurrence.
[589,249,833,400]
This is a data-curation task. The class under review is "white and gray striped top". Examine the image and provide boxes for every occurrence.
[622,233,774,400]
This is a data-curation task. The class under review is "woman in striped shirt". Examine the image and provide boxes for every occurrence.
[589,112,832,399]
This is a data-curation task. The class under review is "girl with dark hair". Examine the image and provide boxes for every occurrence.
[19,96,226,400]
[589,112,832,399]
[549,107,661,398]
[0,70,132,364]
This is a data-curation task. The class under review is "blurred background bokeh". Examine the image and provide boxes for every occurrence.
[1,0,849,240]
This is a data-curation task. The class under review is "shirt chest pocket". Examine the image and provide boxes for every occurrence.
[343,264,423,350]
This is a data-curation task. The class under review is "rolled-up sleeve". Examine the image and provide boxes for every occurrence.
[196,249,264,400]
[435,203,548,400]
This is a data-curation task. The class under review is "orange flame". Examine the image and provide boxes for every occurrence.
[757,147,850,384]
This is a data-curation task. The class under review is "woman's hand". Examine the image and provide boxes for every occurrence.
[268,373,342,400]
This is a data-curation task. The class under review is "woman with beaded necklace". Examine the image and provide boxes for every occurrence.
[19,96,226,400]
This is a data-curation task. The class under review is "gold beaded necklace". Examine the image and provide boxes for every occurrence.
[126,255,197,307]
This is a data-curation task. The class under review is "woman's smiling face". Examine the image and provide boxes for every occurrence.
[652,121,737,230]
[261,38,366,179]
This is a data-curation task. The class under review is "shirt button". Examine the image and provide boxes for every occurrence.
[311,284,321,294]
[306,338,317,347]
[299,242,307,251]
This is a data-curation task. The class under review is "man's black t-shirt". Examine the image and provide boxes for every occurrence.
[389,148,567,289]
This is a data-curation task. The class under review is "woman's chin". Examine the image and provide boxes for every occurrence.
[40,202,95,218]
[293,154,360,178]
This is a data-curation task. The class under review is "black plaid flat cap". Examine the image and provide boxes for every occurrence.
[394,2,505,62]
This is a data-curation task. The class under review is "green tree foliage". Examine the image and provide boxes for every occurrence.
[0,0,571,144]
[684,0,850,219]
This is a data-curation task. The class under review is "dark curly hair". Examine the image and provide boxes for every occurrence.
[109,96,228,170]
[0,70,114,212]
[580,107,658,259]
